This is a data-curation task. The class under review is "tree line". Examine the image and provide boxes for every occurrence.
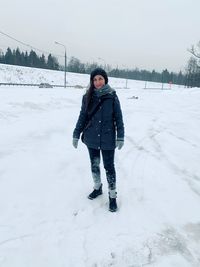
[0,46,200,87]
[0,47,59,70]
[67,57,186,86]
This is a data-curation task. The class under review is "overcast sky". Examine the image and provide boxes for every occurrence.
[1,0,200,72]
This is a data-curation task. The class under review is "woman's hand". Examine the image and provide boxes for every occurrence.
[115,139,124,150]
[72,138,79,149]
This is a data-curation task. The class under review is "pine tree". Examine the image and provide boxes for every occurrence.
[15,48,21,65]
[24,51,29,66]
[29,50,38,67]
[21,52,26,66]
[0,50,4,63]
[40,54,46,68]
[4,47,13,64]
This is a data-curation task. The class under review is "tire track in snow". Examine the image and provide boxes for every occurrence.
[149,129,200,197]
[0,233,33,247]
[118,118,165,202]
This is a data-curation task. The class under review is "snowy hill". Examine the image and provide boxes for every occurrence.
[0,64,200,267]
[0,63,89,87]
[0,63,177,89]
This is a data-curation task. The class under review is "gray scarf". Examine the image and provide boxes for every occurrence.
[94,84,115,97]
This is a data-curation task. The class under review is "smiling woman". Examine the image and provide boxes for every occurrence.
[72,67,124,212]
[93,75,106,89]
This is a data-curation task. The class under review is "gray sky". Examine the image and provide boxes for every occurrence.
[1,0,200,72]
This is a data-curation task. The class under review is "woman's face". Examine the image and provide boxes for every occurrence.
[93,75,105,89]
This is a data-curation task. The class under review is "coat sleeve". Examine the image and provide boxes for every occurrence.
[113,95,124,140]
[73,95,87,139]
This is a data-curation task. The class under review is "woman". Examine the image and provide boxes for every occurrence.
[72,68,124,212]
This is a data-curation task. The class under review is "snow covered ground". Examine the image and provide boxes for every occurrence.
[0,64,200,267]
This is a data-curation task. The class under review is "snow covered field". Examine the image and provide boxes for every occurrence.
[0,64,200,267]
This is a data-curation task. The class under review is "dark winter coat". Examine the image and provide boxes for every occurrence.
[73,89,124,150]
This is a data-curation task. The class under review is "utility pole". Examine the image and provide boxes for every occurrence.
[122,64,128,89]
[55,41,67,88]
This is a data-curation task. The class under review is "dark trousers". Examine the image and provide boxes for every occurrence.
[87,148,116,191]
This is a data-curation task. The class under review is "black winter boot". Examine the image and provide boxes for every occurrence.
[109,197,118,212]
[88,184,103,200]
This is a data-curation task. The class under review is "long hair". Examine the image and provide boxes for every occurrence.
[85,81,94,112]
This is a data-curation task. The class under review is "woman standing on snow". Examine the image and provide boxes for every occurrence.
[72,68,124,212]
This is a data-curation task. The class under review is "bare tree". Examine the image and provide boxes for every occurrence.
[186,42,200,87]
[188,41,200,65]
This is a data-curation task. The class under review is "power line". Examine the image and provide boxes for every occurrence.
[0,30,63,58]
